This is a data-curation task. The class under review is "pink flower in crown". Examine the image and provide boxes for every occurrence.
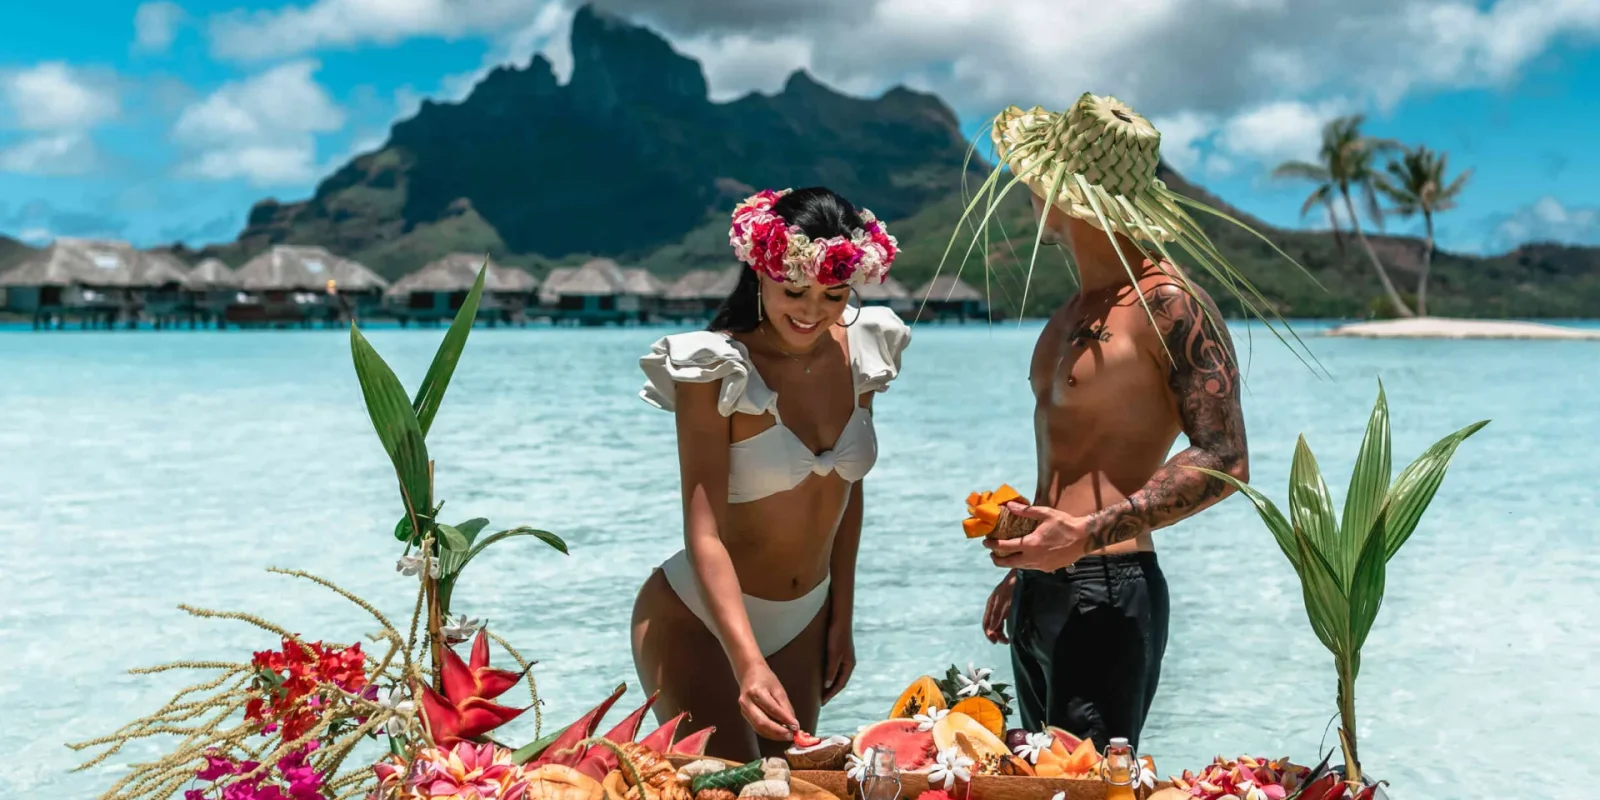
[814,239,863,286]
[748,217,791,281]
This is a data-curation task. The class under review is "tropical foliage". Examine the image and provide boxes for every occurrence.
[1273,116,1413,319]
[1376,146,1472,316]
[69,261,572,799]
[1194,382,1488,794]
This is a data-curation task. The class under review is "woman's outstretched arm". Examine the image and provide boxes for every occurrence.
[675,381,798,739]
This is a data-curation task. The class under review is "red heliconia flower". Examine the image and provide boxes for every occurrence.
[417,630,528,745]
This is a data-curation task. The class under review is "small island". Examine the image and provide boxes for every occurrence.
[1324,317,1600,340]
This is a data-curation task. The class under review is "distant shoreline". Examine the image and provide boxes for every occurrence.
[3,314,1599,334]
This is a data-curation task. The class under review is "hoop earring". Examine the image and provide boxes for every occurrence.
[837,287,862,328]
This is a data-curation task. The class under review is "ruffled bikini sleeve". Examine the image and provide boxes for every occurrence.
[639,331,779,417]
[851,306,912,394]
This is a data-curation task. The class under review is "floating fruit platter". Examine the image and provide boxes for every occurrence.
[781,667,1171,800]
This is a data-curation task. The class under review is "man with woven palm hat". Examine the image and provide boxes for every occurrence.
[966,93,1304,748]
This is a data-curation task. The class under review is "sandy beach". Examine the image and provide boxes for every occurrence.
[1324,317,1600,340]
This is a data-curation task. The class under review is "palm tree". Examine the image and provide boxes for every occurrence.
[1376,146,1471,317]
[1274,115,1414,318]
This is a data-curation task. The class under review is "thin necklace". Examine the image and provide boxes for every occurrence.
[760,323,823,374]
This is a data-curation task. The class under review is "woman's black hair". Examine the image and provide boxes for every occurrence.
[708,187,865,333]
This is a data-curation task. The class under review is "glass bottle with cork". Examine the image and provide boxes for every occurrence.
[1102,737,1139,800]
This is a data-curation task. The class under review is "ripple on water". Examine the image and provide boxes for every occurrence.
[1,323,1597,799]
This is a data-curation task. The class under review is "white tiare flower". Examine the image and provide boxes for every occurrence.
[844,753,867,783]
[1048,792,1064,800]
[375,687,415,737]
[913,707,949,732]
[926,746,972,790]
[1013,731,1052,764]
[1135,759,1157,789]
[396,553,439,579]
[955,664,993,698]
[440,613,483,645]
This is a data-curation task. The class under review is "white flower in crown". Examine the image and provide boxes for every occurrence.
[955,664,993,698]
[927,746,972,790]
[1013,731,1052,764]
[912,707,948,732]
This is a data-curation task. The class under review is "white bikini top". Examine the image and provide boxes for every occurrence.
[639,305,911,504]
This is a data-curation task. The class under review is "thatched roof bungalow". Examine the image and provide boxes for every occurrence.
[914,275,989,321]
[856,275,914,313]
[0,238,189,314]
[663,267,739,319]
[234,245,388,295]
[229,245,388,325]
[539,258,647,323]
[386,253,537,323]
[183,258,240,291]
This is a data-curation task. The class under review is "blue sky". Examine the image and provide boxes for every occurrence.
[2,0,1598,256]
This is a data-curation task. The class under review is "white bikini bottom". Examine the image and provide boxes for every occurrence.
[660,549,831,658]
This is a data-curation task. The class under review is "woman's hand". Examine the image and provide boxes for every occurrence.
[737,662,799,740]
[983,570,1019,644]
[821,612,855,705]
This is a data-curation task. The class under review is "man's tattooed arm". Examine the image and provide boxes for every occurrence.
[1083,283,1249,552]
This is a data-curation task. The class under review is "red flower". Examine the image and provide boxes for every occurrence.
[245,638,368,742]
[417,630,528,746]
[815,240,862,285]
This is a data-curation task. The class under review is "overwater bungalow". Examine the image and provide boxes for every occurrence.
[539,258,642,325]
[386,254,538,326]
[621,268,667,322]
[0,238,190,329]
[913,275,990,322]
[230,245,389,327]
[662,267,738,322]
[855,275,914,315]
[179,258,242,329]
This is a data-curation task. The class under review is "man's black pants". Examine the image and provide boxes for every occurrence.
[1006,552,1170,750]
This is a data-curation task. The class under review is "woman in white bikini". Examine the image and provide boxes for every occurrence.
[632,187,910,760]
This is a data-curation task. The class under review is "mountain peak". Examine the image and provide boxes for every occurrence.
[568,3,708,110]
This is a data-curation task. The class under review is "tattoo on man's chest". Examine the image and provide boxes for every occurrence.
[1069,322,1112,346]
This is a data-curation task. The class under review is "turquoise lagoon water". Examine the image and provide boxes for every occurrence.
[2,321,1597,797]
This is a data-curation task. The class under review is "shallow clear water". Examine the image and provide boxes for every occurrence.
[2,321,1596,798]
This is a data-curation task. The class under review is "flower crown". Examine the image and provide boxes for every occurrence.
[728,188,898,286]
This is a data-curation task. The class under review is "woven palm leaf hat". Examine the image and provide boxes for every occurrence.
[943,92,1320,363]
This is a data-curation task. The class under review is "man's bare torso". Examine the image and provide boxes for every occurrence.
[1028,272,1195,556]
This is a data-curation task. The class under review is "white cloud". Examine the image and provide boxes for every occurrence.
[436,3,575,103]
[596,0,1600,173]
[208,0,547,61]
[1,62,119,131]
[172,60,344,186]
[190,0,1600,184]
[0,132,97,175]
[135,2,187,53]
[1490,197,1600,251]
[1217,98,1352,168]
